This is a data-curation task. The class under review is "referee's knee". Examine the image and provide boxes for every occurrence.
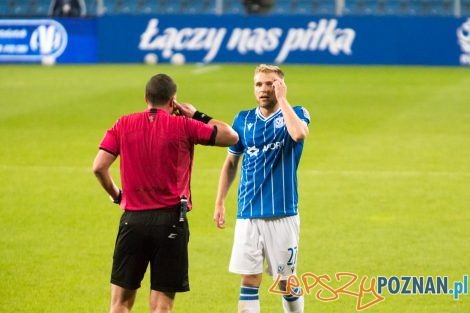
[149,291,175,313]
[110,284,136,312]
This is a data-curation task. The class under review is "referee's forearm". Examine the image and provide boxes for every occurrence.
[94,170,120,199]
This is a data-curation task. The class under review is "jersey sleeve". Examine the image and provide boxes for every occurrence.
[294,106,311,126]
[185,117,216,145]
[228,113,244,156]
[99,119,121,156]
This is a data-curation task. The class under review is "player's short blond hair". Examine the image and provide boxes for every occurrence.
[254,64,284,79]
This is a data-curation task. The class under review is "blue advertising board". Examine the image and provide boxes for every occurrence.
[98,15,470,66]
[1,16,469,66]
[0,18,97,63]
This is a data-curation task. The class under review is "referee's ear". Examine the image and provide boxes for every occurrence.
[168,96,177,112]
[145,96,151,106]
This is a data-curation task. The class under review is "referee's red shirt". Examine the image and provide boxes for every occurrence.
[99,108,215,211]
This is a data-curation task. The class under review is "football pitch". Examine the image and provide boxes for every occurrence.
[0,64,469,312]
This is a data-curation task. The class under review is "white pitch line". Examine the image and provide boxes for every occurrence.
[303,170,470,177]
[192,65,221,75]
[2,165,469,178]
[0,81,25,88]
[0,164,91,173]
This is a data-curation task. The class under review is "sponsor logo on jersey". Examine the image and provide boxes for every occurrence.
[274,117,285,128]
[301,107,311,120]
[247,146,260,157]
[247,140,285,157]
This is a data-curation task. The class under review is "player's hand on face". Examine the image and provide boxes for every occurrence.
[174,100,197,117]
[273,79,287,100]
[213,205,226,229]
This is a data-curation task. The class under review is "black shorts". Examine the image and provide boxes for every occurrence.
[111,208,190,292]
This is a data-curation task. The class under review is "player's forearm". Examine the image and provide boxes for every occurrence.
[278,97,309,142]
[215,159,238,205]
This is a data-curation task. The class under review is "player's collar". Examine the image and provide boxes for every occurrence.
[256,107,281,122]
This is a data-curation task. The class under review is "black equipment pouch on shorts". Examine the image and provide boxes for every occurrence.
[179,195,188,223]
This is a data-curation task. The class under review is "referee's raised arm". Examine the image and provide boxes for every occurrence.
[174,101,239,147]
[207,118,239,147]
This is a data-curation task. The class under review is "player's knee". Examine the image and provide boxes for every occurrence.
[278,279,287,291]
[241,274,262,287]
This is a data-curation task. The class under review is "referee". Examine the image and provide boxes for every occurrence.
[93,73,238,313]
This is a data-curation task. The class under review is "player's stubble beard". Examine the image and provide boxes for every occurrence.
[258,97,278,113]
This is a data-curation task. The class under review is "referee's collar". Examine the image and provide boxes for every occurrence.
[147,108,174,116]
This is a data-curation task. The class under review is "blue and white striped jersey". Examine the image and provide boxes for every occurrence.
[229,106,310,219]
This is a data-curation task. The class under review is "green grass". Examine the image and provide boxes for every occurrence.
[0,64,469,312]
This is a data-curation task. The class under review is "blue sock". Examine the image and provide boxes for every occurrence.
[239,286,260,312]
[283,287,301,302]
[282,287,304,313]
[239,285,259,301]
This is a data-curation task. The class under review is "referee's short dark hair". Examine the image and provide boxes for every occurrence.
[145,74,177,106]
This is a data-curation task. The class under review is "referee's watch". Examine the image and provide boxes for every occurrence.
[110,189,122,204]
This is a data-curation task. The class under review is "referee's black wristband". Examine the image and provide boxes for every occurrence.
[111,189,122,205]
[192,111,213,124]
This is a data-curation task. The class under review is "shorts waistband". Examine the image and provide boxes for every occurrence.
[124,207,179,213]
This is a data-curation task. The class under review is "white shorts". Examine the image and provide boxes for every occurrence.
[229,215,300,281]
